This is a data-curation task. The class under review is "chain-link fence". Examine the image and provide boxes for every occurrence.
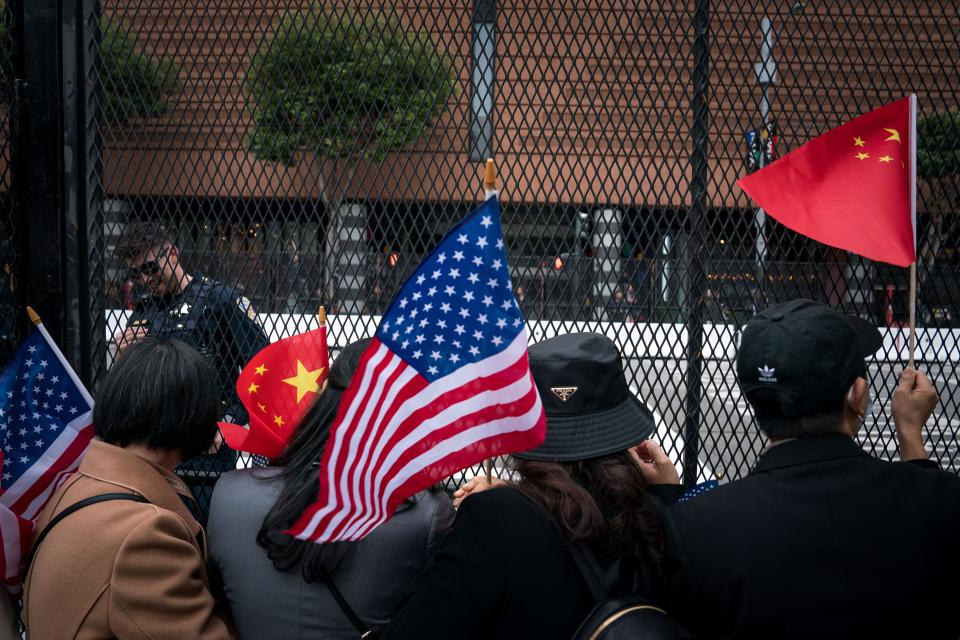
[0,3,16,369]
[8,1,960,509]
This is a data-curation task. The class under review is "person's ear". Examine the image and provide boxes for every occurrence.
[846,377,869,417]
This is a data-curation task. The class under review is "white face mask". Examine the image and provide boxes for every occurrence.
[848,383,873,417]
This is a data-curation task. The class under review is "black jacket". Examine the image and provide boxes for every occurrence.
[385,487,664,640]
[663,434,960,639]
[129,273,268,425]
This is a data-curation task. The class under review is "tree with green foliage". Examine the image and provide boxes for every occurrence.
[919,110,960,180]
[245,7,457,306]
[917,109,960,313]
[0,13,179,124]
[97,18,180,124]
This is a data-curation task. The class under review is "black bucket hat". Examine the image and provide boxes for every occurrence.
[514,332,654,462]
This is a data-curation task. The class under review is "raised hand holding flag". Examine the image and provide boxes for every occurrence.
[289,194,545,543]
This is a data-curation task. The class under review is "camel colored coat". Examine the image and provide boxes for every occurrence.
[23,440,233,640]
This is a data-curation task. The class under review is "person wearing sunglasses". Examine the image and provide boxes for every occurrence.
[114,221,269,520]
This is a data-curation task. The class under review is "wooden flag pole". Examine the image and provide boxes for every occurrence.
[483,158,497,200]
[908,262,917,369]
[907,94,918,370]
[27,306,42,326]
[318,305,327,327]
[484,159,496,484]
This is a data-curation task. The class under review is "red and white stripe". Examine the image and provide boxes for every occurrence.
[0,414,93,519]
[0,504,32,592]
[0,322,94,594]
[289,329,545,543]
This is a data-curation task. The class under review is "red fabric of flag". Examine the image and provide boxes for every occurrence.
[738,96,916,267]
[220,324,329,459]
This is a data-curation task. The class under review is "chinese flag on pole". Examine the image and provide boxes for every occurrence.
[739,95,917,267]
[219,313,330,459]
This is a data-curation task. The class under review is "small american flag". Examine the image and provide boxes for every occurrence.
[289,196,546,543]
[0,321,94,591]
[678,480,719,503]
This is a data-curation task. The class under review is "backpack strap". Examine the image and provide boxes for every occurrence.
[315,564,378,639]
[500,487,648,605]
[501,487,632,603]
[23,493,150,582]
[567,541,611,603]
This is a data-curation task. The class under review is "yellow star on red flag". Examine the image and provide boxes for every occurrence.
[282,360,326,403]
[737,95,916,268]
[219,319,330,459]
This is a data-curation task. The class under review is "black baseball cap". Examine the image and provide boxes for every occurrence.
[514,332,654,462]
[736,299,882,411]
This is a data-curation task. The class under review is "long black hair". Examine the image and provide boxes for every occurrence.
[256,338,370,582]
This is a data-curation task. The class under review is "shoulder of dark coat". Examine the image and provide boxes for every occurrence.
[672,455,960,524]
[397,487,453,514]
[884,457,960,492]
[668,474,762,523]
[210,468,281,508]
[190,275,241,304]
[456,486,553,532]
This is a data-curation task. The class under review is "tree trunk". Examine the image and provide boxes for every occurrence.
[917,178,956,323]
[320,162,358,314]
[825,247,847,307]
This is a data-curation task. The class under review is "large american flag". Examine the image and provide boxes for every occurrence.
[289,196,545,543]
[0,323,94,592]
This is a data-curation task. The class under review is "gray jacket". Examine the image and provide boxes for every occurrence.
[207,468,454,640]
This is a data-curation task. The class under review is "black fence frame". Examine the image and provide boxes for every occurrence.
[5,0,959,487]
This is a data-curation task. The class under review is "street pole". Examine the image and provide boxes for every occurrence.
[753,16,777,309]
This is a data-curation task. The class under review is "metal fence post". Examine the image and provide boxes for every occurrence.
[10,0,68,348]
[683,0,710,487]
[62,0,103,385]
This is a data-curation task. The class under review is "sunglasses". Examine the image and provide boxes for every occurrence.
[127,252,166,279]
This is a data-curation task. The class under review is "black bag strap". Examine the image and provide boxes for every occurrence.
[501,487,651,606]
[501,487,636,603]
[315,564,378,639]
[568,541,611,603]
[23,493,150,582]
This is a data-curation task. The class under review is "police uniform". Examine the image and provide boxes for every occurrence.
[127,274,269,510]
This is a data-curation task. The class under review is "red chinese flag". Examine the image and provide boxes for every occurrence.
[739,95,917,267]
[219,321,330,459]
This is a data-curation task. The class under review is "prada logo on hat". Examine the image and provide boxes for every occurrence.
[757,365,777,383]
[550,386,578,402]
